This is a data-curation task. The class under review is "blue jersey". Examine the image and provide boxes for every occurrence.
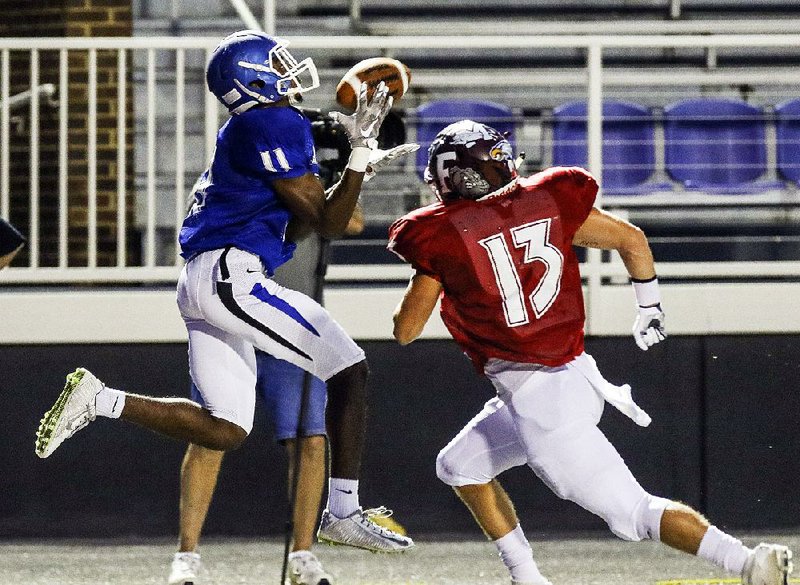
[179,106,319,275]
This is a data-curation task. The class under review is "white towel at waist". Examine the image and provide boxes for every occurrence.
[567,352,652,427]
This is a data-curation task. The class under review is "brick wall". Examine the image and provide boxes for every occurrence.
[0,0,135,267]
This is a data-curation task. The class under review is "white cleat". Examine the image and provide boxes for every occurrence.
[35,368,102,458]
[317,507,414,553]
[743,543,794,585]
[286,551,334,585]
[168,552,204,585]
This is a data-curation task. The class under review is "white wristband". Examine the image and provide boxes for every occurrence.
[632,277,661,307]
[347,146,371,173]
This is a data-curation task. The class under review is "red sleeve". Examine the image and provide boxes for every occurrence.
[540,167,598,233]
[387,214,440,279]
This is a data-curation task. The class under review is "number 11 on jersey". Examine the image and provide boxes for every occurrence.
[479,218,564,328]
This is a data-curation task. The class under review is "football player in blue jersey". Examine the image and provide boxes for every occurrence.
[167,108,414,585]
[35,29,414,562]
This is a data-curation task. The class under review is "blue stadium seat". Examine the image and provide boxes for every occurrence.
[664,98,783,194]
[775,97,800,185]
[412,99,516,176]
[551,100,672,195]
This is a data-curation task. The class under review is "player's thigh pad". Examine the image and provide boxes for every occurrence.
[256,350,327,441]
[185,319,257,434]
[180,248,364,382]
[486,358,667,541]
[436,397,528,486]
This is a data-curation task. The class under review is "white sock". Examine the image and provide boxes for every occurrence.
[327,478,359,518]
[495,524,547,584]
[175,551,199,559]
[95,386,125,419]
[288,550,312,561]
[697,526,753,575]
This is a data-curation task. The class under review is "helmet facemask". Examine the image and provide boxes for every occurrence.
[269,42,319,97]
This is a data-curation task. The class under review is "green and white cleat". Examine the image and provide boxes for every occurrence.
[743,543,793,585]
[35,368,102,458]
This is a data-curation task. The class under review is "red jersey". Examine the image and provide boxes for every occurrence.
[388,167,598,371]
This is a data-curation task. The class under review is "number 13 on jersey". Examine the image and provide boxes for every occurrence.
[479,218,564,328]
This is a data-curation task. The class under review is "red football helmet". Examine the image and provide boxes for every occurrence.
[424,120,518,202]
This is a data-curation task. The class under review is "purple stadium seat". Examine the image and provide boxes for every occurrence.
[775,98,800,185]
[413,100,516,176]
[551,100,672,195]
[664,98,783,194]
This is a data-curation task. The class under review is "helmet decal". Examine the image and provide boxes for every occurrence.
[489,142,513,161]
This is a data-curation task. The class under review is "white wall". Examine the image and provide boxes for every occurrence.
[3,281,800,344]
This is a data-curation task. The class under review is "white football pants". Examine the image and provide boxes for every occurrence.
[177,247,365,434]
[436,352,669,542]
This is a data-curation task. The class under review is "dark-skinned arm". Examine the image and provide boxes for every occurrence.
[276,81,392,240]
[274,168,365,239]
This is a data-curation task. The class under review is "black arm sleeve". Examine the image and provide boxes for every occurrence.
[0,218,25,255]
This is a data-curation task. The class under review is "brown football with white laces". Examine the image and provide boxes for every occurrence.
[335,57,411,111]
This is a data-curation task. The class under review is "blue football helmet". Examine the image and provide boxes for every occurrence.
[206,30,320,115]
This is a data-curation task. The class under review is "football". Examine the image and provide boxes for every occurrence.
[335,57,412,111]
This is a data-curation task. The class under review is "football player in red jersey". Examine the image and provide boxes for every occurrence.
[388,120,793,585]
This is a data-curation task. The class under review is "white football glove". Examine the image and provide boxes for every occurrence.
[364,142,420,182]
[329,81,393,148]
[632,304,666,351]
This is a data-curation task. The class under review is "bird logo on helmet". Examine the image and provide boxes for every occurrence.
[206,30,320,115]
[424,120,518,202]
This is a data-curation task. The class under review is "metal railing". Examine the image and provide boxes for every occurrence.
[1,34,800,293]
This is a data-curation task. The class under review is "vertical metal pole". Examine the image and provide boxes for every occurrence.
[670,0,681,19]
[350,0,362,28]
[29,49,40,268]
[146,48,157,268]
[59,49,68,268]
[263,0,276,35]
[1,49,10,221]
[585,43,604,335]
[204,48,217,167]
[175,48,186,266]
[587,44,603,201]
[88,48,98,269]
[117,48,127,267]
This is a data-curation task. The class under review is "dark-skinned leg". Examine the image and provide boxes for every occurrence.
[323,360,368,479]
[121,394,247,451]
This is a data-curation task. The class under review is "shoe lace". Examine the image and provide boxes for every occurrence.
[174,553,201,573]
[65,412,93,435]
[363,505,393,519]
[291,552,326,579]
[358,507,399,537]
[297,555,319,570]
